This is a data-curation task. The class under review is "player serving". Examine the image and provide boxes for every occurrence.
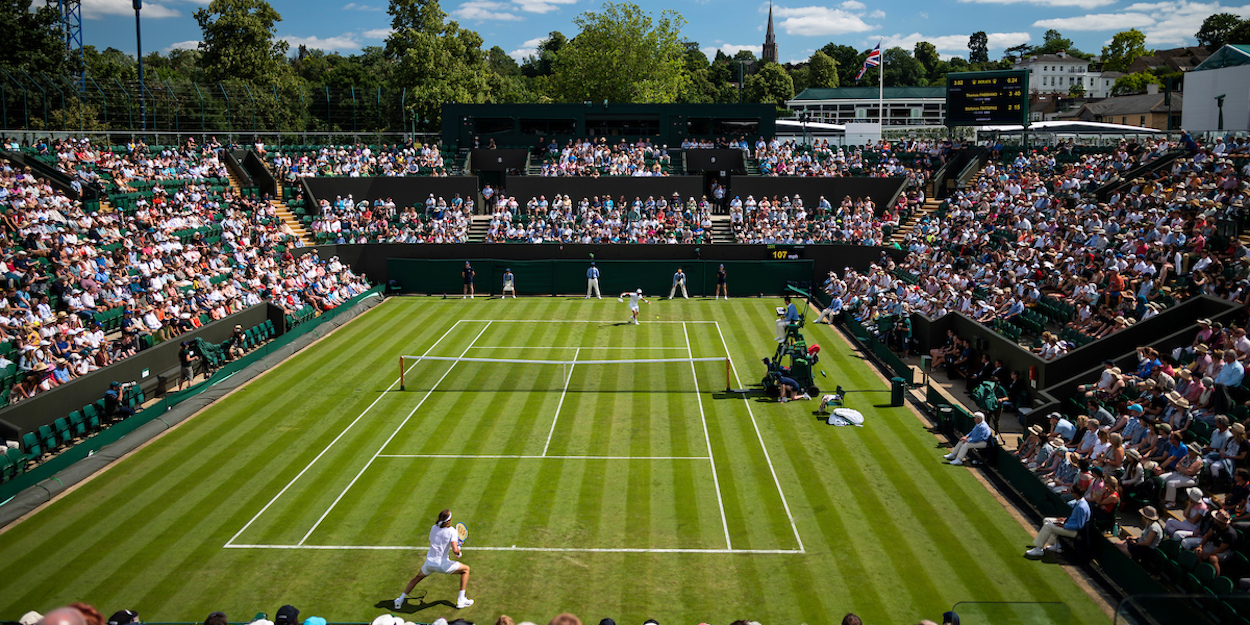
[394,509,473,610]
[619,289,650,325]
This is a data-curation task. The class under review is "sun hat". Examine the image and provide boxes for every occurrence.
[1188,487,1204,503]
[1140,506,1159,521]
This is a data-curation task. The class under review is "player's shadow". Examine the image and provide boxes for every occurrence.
[600,321,637,327]
[376,592,454,614]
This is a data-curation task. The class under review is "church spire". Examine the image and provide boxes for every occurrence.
[763,1,778,63]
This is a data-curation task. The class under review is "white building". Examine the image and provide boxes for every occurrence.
[1180,44,1250,133]
[1013,51,1113,99]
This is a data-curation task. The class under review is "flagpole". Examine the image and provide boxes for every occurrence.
[877,38,884,136]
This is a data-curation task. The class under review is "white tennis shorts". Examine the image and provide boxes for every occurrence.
[421,558,462,575]
[630,304,639,313]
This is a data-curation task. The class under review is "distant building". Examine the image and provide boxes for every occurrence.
[1180,44,1250,133]
[1063,88,1182,131]
[1012,51,1114,99]
[787,87,947,126]
[762,3,778,64]
[1126,46,1210,75]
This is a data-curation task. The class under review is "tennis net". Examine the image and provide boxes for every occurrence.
[398,355,731,393]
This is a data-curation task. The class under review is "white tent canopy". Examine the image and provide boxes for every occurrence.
[776,119,846,132]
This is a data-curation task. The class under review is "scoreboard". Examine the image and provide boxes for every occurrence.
[945,70,1029,126]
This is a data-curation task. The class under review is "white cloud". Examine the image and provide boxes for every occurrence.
[868,9,886,18]
[281,34,362,52]
[83,0,182,19]
[875,31,1031,53]
[958,0,1116,7]
[839,0,866,9]
[163,40,200,53]
[1125,1,1250,45]
[452,0,523,20]
[1032,12,1156,30]
[362,27,394,39]
[701,43,763,60]
[508,37,545,60]
[513,0,577,13]
[342,2,384,9]
[774,5,876,36]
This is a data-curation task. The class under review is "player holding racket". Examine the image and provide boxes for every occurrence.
[619,289,650,325]
[394,509,473,610]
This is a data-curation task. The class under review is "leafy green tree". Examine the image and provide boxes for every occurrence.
[1003,43,1033,62]
[83,46,137,83]
[883,47,925,86]
[745,62,793,108]
[488,46,521,78]
[385,0,493,124]
[1111,71,1160,96]
[1101,29,1149,73]
[1196,13,1246,49]
[1232,20,1250,45]
[819,43,862,86]
[913,42,939,76]
[550,2,688,103]
[1068,81,1086,98]
[807,50,839,89]
[968,31,989,64]
[1037,29,1073,55]
[194,0,290,85]
[682,42,709,73]
[520,31,565,77]
[0,0,67,75]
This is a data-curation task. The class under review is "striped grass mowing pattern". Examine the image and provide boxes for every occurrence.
[0,297,1105,625]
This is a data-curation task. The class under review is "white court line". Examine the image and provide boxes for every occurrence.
[225,543,802,554]
[458,319,717,324]
[377,454,711,460]
[686,322,733,551]
[715,321,805,554]
[541,347,579,456]
[296,321,494,546]
[224,318,464,548]
[469,346,686,350]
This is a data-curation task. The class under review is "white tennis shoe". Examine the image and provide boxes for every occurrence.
[456,598,474,609]
[393,598,403,610]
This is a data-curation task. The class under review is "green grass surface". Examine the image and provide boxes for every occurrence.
[0,297,1106,625]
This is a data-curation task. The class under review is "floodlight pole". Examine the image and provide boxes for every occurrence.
[134,0,146,132]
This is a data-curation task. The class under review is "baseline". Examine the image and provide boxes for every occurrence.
[714,321,805,553]
[376,454,710,460]
[224,544,803,554]
[224,319,464,548]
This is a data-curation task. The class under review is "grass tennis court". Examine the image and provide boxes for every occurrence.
[0,297,1107,625]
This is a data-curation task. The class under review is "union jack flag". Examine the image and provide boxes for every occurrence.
[855,40,882,82]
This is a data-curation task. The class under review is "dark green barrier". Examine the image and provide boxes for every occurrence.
[0,286,383,502]
[386,258,814,298]
[840,315,913,383]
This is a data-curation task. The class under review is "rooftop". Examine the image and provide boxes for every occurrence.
[791,86,947,101]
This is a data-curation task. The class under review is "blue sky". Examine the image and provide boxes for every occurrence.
[86,0,1250,65]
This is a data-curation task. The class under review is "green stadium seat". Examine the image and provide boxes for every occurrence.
[0,453,12,481]
[69,410,86,438]
[22,432,42,463]
[54,417,72,445]
[37,425,57,452]
[5,447,22,474]
[1209,575,1235,595]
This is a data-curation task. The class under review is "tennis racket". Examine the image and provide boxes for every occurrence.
[455,522,468,546]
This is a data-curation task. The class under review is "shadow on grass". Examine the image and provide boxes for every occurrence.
[378,591,457,614]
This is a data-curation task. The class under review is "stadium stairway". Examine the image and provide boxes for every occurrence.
[270,186,316,247]
[889,198,944,245]
[224,168,315,246]
[467,215,492,242]
[711,215,733,242]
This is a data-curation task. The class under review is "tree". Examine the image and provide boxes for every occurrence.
[1233,20,1250,46]
[550,2,688,103]
[0,0,67,75]
[968,31,989,64]
[194,0,290,85]
[1068,82,1086,98]
[1196,13,1246,49]
[1101,28,1149,73]
[820,43,862,86]
[520,31,565,77]
[488,46,521,78]
[386,0,493,125]
[745,62,793,108]
[1003,43,1033,62]
[1037,29,1073,55]
[883,47,925,86]
[914,42,939,76]
[807,50,839,89]
[1111,71,1160,96]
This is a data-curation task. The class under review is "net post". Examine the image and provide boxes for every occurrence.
[725,357,731,393]
[399,356,405,391]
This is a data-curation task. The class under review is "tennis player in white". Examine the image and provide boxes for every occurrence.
[620,289,650,324]
[395,509,473,610]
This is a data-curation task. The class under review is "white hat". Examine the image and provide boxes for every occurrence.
[637,288,643,294]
